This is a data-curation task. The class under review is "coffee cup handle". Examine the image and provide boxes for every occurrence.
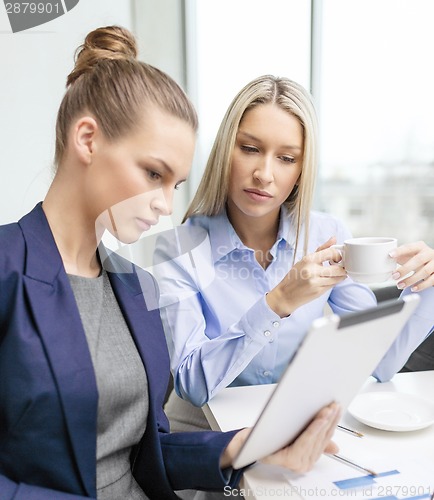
[331,244,345,267]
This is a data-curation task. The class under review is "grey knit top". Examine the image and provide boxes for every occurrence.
[68,270,149,499]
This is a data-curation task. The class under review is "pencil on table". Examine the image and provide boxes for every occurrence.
[337,424,364,438]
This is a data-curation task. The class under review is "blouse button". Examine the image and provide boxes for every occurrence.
[272,321,280,328]
[264,330,271,337]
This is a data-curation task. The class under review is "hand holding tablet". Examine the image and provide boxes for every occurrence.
[232,295,420,469]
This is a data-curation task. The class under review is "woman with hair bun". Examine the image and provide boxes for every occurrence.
[0,26,341,499]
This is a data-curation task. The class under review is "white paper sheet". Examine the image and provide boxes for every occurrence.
[287,456,434,500]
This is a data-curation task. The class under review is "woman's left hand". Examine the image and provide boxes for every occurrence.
[220,403,341,474]
[390,241,434,291]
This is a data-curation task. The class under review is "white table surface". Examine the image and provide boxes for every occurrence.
[203,370,434,499]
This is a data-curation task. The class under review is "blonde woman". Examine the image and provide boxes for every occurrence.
[155,75,434,440]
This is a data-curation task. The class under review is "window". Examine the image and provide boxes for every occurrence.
[145,1,434,245]
[315,0,434,246]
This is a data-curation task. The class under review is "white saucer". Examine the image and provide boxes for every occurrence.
[348,391,434,431]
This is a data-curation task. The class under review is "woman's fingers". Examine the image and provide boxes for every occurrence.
[390,241,430,265]
[261,403,341,473]
[310,246,343,265]
[324,440,339,455]
[391,242,434,290]
[291,403,341,472]
[396,266,434,291]
[315,236,337,253]
[301,404,341,467]
[268,241,348,317]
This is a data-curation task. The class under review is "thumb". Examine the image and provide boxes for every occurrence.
[315,236,337,253]
[324,440,339,455]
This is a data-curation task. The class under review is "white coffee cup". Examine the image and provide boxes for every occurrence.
[333,237,398,283]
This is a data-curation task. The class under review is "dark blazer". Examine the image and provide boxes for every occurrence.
[0,204,241,499]
[402,332,434,371]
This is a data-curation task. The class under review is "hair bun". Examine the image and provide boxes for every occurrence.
[67,26,138,87]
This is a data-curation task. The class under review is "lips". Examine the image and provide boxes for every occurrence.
[244,188,272,201]
[136,218,158,231]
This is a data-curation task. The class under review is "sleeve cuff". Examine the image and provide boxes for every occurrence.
[401,286,434,320]
[240,295,286,345]
[161,429,245,491]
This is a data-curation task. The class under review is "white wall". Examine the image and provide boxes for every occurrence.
[133,0,185,87]
[0,0,133,224]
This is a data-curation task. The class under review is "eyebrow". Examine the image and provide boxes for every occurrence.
[237,131,303,151]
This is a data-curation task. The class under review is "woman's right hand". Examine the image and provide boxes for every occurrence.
[266,237,347,317]
[221,402,341,473]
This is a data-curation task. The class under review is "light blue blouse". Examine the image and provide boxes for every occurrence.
[155,208,434,407]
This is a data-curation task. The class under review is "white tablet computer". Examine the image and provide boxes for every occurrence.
[232,294,420,469]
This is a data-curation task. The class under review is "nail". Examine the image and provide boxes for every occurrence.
[397,282,405,289]
[389,251,397,258]
[392,272,400,280]
[411,286,419,292]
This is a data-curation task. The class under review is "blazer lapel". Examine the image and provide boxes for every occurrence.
[19,204,98,497]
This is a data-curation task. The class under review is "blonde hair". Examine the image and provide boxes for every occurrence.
[55,26,198,166]
[184,75,318,256]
